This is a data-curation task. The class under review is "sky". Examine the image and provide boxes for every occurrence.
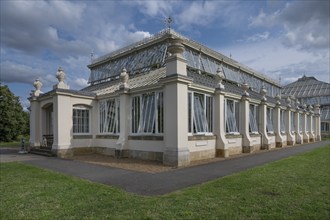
[1,0,329,109]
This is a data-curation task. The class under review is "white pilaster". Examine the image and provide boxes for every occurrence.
[302,111,309,143]
[29,98,40,148]
[259,101,271,149]
[240,96,252,152]
[52,94,72,156]
[295,111,303,144]
[314,105,321,141]
[162,37,191,167]
[117,90,130,155]
[214,89,228,157]
[274,104,284,147]
[286,108,295,146]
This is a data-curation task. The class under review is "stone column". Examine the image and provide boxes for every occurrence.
[29,79,43,149]
[314,104,321,141]
[117,70,130,157]
[214,89,227,157]
[308,106,315,142]
[302,105,309,143]
[259,101,271,149]
[286,108,295,146]
[240,83,252,153]
[274,96,283,147]
[162,37,192,167]
[52,93,72,157]
[29,98,40,149]
[295,110,303,144]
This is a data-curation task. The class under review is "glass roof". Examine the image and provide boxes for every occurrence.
[87,28,281,97]
[282,76,330,98]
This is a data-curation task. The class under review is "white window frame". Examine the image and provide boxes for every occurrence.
[290,111,295,133]
[73,106,91,134]
[225,98,240,134]
[266,107,274,134]
[131,91,163,135]
[307,115,311,131]
[249,104,259,134]
[188,91,213,135]
[99,98,120,134]
[280,109,286,133]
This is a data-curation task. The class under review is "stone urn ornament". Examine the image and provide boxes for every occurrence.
[260,84,267,102]
[56,67,65,82]
[167,38,185,56]
[32,79,42,97]
[242,82,249,97]
[275,94,281,105]
[54,67,69,89]
[215,67,225,90]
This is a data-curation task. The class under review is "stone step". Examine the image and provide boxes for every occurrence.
[29,148,55,157]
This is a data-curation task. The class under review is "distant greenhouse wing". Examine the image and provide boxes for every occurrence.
[321,106,330,121]
[89,43,168,84]
[282,77,330,98]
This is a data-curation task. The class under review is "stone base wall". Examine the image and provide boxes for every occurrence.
[216,146,243,158]
[129,150,163,162]
[243,144,261,153]
[55,146,165,163]
[190,149,215,161]
[262,142,276,150]
[287,140,294,146]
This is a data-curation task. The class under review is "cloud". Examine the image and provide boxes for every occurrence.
[247,32,270,42]
[249,1,329,51]
[132,0,174,17]
[72,78,89,88]
[0,1,87,56]
[218,38,329,85]
[1,61,44,84]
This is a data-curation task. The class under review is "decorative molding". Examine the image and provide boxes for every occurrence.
[128,135,164,141]
[96,134,119,139]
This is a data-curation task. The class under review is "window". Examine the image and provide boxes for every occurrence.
[99,99,120,133]
[290,111,295,132]
[307,116,311,131]
[311,116,314,132]
[321,122,330,132]
[299,114,303,132]
[249,104,259,133]
[225,99,239,134]
[73,107,90,134]
[266,107,274,133]
[131,92,163,134]
[280,109,286,133]
[188,92,213,134]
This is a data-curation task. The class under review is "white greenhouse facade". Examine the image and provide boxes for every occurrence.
[29,29,322,166]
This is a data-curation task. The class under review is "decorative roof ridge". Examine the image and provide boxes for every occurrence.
[90,29,180,65]
[283,76,330,88]
[89,28,280,86]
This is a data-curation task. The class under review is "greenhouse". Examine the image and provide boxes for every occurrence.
[282,76,330,138]
[29,29,322,166]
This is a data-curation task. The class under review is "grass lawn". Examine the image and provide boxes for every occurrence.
[0,136,29,148]
[1,146,329,220]
[0,141,20,148]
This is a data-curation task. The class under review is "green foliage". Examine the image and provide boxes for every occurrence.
[0,85,29,142]
[1,146,329,219]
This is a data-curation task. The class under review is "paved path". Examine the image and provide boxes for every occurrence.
[0,148,47,163]
[3,141,329,196]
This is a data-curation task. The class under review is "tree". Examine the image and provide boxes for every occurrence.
[0,85,29,142]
